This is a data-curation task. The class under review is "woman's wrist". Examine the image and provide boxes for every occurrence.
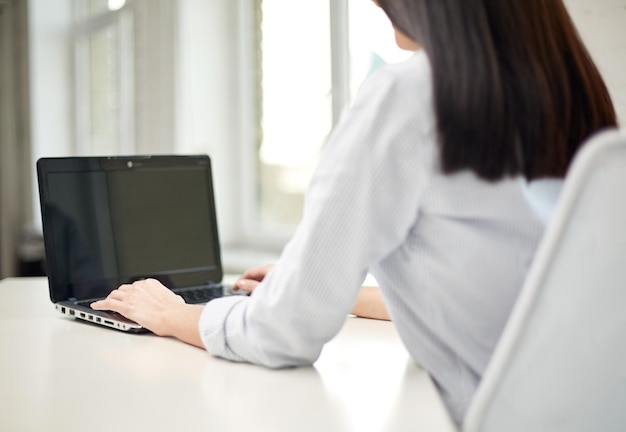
[163,303,206,348]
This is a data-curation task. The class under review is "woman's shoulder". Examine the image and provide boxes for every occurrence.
[338,50,437,171]
[350,50,434,127]
[362,50,432,97]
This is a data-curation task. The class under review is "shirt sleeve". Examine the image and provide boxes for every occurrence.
[199,54,435,368]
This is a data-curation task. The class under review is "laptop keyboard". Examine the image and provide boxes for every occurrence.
[178,286,224,304]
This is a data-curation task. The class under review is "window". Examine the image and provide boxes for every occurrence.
[26,0,413,272]
[73,0,134,156]
[257,1,332,228]
[239,0,412,249]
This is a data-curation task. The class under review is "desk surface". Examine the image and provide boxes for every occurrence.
[0,277,455,432]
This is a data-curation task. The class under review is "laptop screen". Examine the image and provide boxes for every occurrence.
[37,155,222,303]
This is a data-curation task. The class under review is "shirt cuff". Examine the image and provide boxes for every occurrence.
[198,295,249,361]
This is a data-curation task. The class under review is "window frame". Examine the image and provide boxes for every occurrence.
[230,0,352,254]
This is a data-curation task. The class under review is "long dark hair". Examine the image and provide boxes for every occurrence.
[377,0,617,180]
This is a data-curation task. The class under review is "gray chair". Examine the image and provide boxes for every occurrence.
[463,128,626,432]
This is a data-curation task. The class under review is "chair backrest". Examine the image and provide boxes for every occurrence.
[463,128,626,432]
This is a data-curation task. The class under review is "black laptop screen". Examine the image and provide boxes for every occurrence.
[38,156,222,302]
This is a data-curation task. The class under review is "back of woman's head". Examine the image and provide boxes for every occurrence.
[377,0,617,180]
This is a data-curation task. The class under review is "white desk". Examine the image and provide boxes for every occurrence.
[0,277,456,432]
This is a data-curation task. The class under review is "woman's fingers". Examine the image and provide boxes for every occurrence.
[233,278,261,293]
[232,264,275,293]
[241,264,275,281]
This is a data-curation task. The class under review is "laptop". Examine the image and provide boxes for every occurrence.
[37,155,231,333]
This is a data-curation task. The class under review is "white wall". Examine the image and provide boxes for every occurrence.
[565,0,626,124]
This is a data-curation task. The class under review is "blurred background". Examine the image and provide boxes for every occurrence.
[1,0,625,278]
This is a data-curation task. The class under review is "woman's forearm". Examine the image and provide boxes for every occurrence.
[352,286,390,321]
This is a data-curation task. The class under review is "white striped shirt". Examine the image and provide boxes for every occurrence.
[199,50,554,424]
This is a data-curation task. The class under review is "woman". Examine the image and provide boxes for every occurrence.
[93,0,616,425]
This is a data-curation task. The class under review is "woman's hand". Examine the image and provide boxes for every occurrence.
[232,263,275,294]
[91,278,205,347]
